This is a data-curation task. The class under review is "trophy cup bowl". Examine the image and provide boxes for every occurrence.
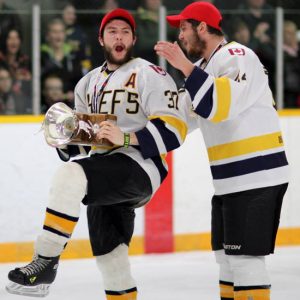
[43,102,117,147]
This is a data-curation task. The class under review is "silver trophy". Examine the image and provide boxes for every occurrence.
[43,102,117,147]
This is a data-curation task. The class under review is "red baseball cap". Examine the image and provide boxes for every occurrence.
[166,2,222,31]
[99,8,136,37]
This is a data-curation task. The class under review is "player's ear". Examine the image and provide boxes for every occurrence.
[197,22,207,34]
[133,35,137,45]
[98,36,104,46]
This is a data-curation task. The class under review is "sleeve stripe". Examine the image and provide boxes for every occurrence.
[193,85,214,118]
[185,66,209,99]
[211,77,231,123]
[192,75,214,109]
[146,121,167,154]
[150,118,181,151]
[149,115,188,142]
[136,116,185,159]
[135,126,160,159]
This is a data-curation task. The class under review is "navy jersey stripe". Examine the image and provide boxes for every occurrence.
[135,126,160,159]
[211,151,288,179]
[185,66,209,100]
[194,84,214,118]
[150,118,180,151]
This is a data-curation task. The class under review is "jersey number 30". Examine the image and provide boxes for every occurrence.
[165,90,179,110]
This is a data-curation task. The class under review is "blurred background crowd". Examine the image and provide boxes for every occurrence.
[0,0,299,115]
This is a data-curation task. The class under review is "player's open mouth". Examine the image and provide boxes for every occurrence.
[115,45,125,52]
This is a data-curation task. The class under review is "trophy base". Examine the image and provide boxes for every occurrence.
[69,113,117,146]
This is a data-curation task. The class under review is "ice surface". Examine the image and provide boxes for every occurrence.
[1,247,299,300]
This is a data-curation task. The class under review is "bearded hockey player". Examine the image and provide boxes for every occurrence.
[7,8,187,299]
[155,2,289,300]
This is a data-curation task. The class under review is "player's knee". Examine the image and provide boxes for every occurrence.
[96,244,135,290]
[49,162,87,212]
[228,255,270,286]
[96,244,130,273]
[228,255,265,271]
[51,162,87,194]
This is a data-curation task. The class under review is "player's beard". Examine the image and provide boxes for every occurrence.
[182,30,207,60]
[103,43,134,66]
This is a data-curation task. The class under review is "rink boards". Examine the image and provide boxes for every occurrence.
[0,111,299,262]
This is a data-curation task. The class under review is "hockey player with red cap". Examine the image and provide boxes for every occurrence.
[6,8,187,300]
[155,2,289,300]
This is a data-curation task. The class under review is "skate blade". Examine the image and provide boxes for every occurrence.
[6,281,50,297]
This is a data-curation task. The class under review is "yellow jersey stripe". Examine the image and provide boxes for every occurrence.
[148,115,188,141]
[220,283,234,298]
[44,212,77,235]
[207,131,284,161]
[106,291,137,299]
[212,77,231,123]
[234,288,270,300]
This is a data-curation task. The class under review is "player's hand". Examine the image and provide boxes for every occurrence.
[97,121,124,145]
[154,41,194,77]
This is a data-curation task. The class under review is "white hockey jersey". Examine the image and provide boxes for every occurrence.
[73,57,187,194]
[183,41,289,195]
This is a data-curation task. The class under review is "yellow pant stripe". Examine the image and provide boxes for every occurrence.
[148,115,188,141]
[220,283,234,298]
[234,288,270,300]
[207,131,284,161]
[212,77,231,123]
[106,291,137,300]
[44,212,77,235]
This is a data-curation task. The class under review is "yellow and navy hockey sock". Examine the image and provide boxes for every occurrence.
[105,287,137,300]
[220,280,234,299]
[43,207,78,239]
[234,285,271,300]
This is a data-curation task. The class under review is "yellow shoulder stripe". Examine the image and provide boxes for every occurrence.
[211,77,231,123]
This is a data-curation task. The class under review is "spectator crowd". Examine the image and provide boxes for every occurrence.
[0,0,299,114]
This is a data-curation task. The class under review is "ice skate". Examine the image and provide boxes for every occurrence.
[6,255,59,297]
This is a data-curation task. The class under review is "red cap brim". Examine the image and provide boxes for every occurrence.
[166,15,185,28]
